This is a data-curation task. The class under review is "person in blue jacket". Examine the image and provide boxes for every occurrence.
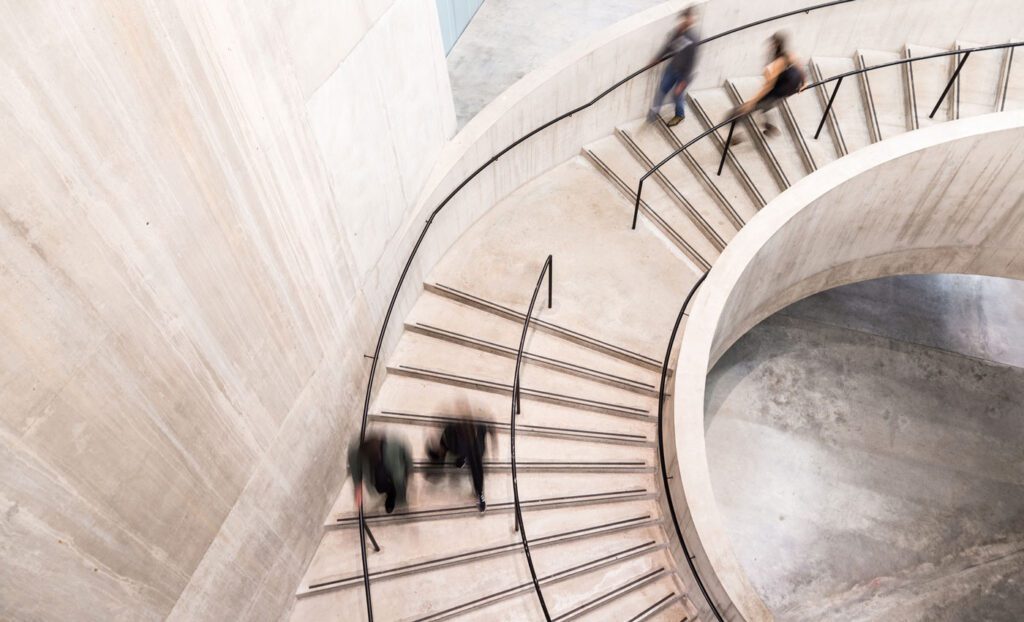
[648,7,700,127]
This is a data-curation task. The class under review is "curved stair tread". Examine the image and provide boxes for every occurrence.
[294,37,1019,622]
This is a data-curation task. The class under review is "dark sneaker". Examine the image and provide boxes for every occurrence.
[646,111,660,124]
[477,494,486,512]
[454,456,466,468]
[385,495,396,514]
[666,115,684,127]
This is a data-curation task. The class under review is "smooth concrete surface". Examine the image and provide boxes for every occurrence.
[706,290,1024,620]
[672,113,1024,622]
[782,274,1024,369]
[447,0,666,127]
[0,1,452,620]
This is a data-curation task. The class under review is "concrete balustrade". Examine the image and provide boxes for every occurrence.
[670,111,1024,621]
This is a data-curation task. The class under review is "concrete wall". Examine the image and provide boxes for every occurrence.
[669,112,1024,621]
[0,0,453,620]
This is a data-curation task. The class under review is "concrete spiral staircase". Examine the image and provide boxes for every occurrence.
[290,41,1024,622]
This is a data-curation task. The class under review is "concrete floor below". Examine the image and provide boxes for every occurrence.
[446,0,666,128]
[704,274,1024,621]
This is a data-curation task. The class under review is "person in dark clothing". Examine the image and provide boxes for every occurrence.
[348,433,411,514]
[730,32,806,142]
[426,419,491,512]
[648,8,700,127]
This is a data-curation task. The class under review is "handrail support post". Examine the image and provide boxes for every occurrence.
[815,76,843,139]
[931,51,970,119]
[364,522,381,553]
[717,120,737,176]
[631,179,644,230]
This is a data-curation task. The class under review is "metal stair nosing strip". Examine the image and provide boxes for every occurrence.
[626,592,686,622]
[411,459,652,473]
[330,488,655,529]
[809,61,849,156]
[615,127,728,251]
[369,410,653,446]
[388,364,652,420]
[425,283,662,371]
[778,97,818,174]
[404,322,658,396]
[407,540,666,622]
[303,516,659,598]
[688,95,768,208]
[552,566,670,622]
[997,44,1015,112]
[724,81,792,190]
[301,514,660,596]
[583,148,712,273]
[654,117,749,227]
[856,52,885,143]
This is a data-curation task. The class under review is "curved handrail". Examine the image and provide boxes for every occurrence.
[631,40,1024,225]
[354,2,862,619]
[655,272,715,619]
[510,255,555,620]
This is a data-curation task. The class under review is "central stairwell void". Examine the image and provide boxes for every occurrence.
[290,2,1024,620]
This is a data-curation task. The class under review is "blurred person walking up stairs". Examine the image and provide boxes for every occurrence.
[648,7,700,127]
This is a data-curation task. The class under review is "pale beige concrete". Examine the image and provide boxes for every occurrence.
[672,112,1024,622]
[0,0,453,620]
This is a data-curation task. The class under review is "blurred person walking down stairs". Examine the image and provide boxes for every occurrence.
[648,7,700,127]
[426,415,493,512]
[348,433,411,514]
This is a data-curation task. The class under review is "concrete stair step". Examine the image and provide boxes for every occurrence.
[582,135,714,272]
[999,41,1024,111]
[365,415,656,469]
[388,329,655,411]
[616,118,741,244]
[905,43,955,128]
[408,290,661,388]
[811,56,873,154]
[726,77,813,183]
[404,321,658,397]
[300,507,663,596]
[385,364,651,420]
[954,41,1006,118]
[421,544,672,622]
[857,49,911,141]
[542,554,674,621]
[663,106,762,217]
[778,74,842,171]
[368,409,654,447]
[688,86,783,201]
[570,574,690,622]
[329,468,658,529]
[425,282,663,371]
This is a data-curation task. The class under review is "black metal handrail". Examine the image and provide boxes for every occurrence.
[354,2,861,619]
[632,40,1024,228]
[655,272,716,620]
[511,255,555,620]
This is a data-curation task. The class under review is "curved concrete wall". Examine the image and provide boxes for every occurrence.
[0,0,452,620]
[670,111,1024,621]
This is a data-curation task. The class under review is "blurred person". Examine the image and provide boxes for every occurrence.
[729,32,806,143]
[426,416,492,512]
[348,432,411,514]
[648,7,700,127]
